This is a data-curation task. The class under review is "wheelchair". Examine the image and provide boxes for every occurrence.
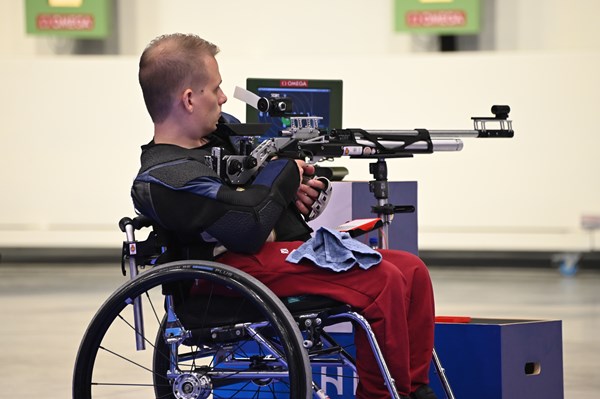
[72,216,454,399]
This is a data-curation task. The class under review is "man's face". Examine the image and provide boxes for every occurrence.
[193,56,228,137]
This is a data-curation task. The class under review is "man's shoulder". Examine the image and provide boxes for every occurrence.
[136,143,219,189]
[140,143,212,170]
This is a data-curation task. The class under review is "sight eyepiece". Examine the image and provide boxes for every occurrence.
[491,105,510,119]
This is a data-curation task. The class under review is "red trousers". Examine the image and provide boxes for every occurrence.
[218,241,435,398]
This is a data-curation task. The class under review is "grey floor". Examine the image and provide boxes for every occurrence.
[0,263,598,398]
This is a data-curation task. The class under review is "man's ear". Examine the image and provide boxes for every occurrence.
[182,89,194,113]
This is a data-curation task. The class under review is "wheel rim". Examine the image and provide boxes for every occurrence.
[73,261,311,398]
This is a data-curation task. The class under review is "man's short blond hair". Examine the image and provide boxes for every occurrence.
[139,33,220,123]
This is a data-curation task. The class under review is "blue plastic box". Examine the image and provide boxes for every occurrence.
[431,318,564,399]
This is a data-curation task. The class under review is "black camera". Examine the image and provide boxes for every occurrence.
[256,96,293,116]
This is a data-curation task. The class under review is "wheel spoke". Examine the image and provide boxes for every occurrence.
[98,345,155,375]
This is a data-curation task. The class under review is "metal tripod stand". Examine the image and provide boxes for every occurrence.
[368,157,456,399]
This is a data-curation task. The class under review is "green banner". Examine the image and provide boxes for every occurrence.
[394,0,480,35]
[25,0,111,38]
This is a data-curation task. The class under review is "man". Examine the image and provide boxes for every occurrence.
[133,33,437,399]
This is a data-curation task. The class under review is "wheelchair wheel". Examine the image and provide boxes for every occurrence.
[73,260,312,398]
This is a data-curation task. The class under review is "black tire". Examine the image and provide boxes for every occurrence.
[73,260,312,398]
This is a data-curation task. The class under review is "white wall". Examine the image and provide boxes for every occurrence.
[494,0,600,51]
[0,1,599,251]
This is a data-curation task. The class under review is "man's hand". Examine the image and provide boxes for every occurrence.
[294,160,326,216]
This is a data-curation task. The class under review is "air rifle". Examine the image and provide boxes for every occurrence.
[209,87,514,186]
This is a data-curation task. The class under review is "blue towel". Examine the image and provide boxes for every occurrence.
[286,227,382,272]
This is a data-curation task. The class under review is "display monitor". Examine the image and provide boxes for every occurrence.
[245,78,343,140]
